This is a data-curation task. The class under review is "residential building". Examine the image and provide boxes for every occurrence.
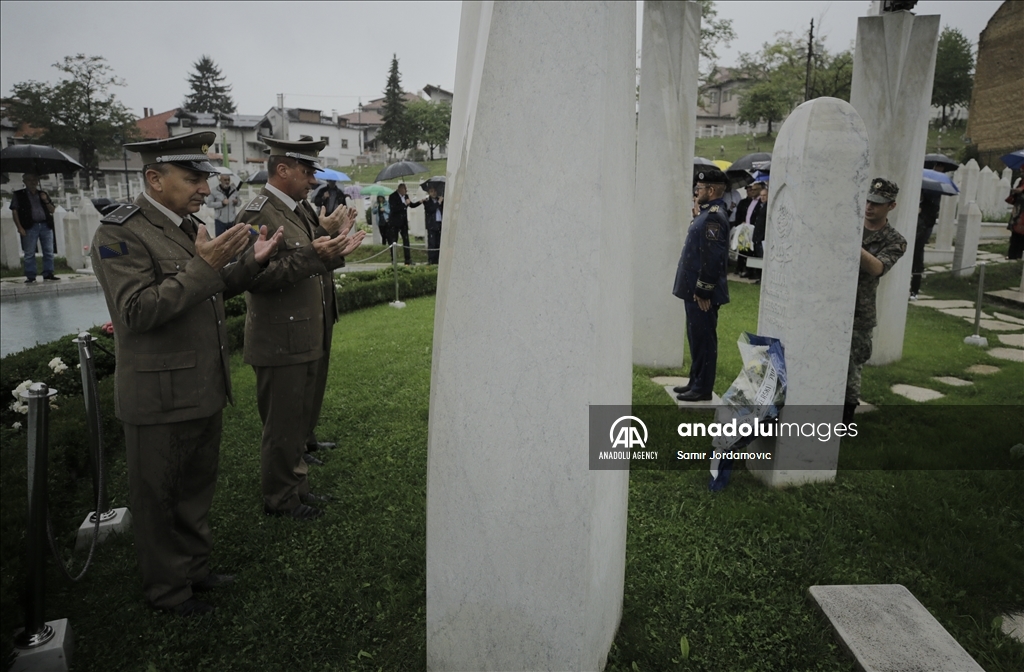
[697,67,750,130]
[259,104,362,168]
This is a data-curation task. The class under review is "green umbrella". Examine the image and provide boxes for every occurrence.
[360,184,394,197]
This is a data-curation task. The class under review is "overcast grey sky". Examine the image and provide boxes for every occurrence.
[0,1,1004,118]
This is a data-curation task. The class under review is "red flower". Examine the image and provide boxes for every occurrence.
[101,322,114,335]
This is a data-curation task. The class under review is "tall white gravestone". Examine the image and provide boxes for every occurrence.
[426,3,635,669]
[748,98,871,487]
[934,164,963,251]
[632,0,700,367]
[953,202,982,278]
[850,11,940,365]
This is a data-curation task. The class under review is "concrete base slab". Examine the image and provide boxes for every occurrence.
[1001,612,1024,644]
[911,299,974,309]
[962,317,1024,331]
[11,618,74,672]
[727,273,759,285]
[939,308,991,319]
[964,334,989,347]
[988,347,1024,363]
[931,376,973,387]
[923,248,954,264]
[997,333,1024,348]
[809,584,983,672]
[651,376,688,387]
[663,386,720,410]
[75,507,131,551]
[965,364,1000,375]
[891,384,944,402]
[993,311,1024,325]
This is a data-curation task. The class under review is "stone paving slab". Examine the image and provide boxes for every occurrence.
[939,308,991,319]
[931,376,973,387]
[911,299,973,309]
[965,364,1000,375]
[985,288,1024,306]
[997,333,1024,348]
[987,347,1024,363]
[1001,612,1024,644]
[854,399,877,414]
[662,385,721,410]
[993,312,1024,325]
[891,384,944,402]
[962,317,1024,331]
[651,376,688,387]
[809,584,984,672]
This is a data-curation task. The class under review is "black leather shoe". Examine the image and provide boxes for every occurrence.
[24,278,35,284]
[264,503,323,521]
[162,596,215,617]
[305,441,336,452]
[672,384,692,394]
[43,275,60,281]
[676,390,713,402]
[192,573,236,592]
[300,492,333,505]
[302,453,324,466]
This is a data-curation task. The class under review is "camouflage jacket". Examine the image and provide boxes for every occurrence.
[854,222,907,331]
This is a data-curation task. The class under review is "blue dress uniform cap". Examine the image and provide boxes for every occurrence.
[124,131,218,175]
[695,168,728,185]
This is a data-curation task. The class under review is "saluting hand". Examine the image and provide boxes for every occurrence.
[252,224,284,264]
[195,223,251,271]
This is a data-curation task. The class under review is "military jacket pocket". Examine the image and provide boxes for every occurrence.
[269,314,315,354]
[157,259,188,280]
[135,350,199,412]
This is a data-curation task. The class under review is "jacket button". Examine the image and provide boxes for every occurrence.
[289,316,294,321]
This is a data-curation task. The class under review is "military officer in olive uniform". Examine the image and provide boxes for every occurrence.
[845,178,907,423]
[237,136,364,521]
[673,168,731,402]
[91,132,284,616]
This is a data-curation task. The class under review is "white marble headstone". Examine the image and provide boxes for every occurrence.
[850,11,940,365]
[633,0,701,368]
[426,2,635,669]
[953,202,982,278]
[750,97,870,487]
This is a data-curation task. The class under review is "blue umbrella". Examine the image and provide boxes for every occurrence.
[1000,150,1024,171]
[921,168,959,196]
[314,168,351,182]
[751,170,770,183]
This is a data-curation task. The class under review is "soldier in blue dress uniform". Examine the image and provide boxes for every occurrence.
[672,168,731,402]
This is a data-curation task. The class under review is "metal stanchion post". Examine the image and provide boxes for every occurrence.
[390,242,405,309]
[964,262,988,347]
[12,382,73,672]
[72,332,131,550]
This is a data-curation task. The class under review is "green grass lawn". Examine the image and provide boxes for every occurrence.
[1,269,1021,671]
[343,159,449,186]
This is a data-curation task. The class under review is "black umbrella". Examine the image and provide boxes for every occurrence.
[730,152,772,172]
[375,160,429,183]
[923,153,958,172]
[246,169,268,184]
[1,144,84,175]
[420,175,446,196]
[725,169,754,190]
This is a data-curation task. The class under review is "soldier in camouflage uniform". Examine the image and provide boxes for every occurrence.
[845,178,907,423]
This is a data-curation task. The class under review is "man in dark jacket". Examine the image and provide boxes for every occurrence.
[672,168,731,402]
[422,186,443,264]
[10,173,58,283]
[388,183,421,265]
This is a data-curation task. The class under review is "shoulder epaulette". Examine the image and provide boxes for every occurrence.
[709,205,720,213]
[100,204,140,225]
[246,195,268,212]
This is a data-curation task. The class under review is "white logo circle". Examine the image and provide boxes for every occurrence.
[609,415,648,445]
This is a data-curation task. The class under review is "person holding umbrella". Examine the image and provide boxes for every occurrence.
[9,173,58,283]
[388,183,422,265]
[422,185,443,264]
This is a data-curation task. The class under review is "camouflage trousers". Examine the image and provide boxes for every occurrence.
[845,328,873,405]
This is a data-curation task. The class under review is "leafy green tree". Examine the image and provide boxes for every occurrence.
[697,0,736,64]
[8,54,139,187]
[377,54,412,154]
[931,27,974,127]
[182,55,236,114]
[405,100,451,160]
[732,31,853,136]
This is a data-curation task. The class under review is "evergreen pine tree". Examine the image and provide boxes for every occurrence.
[183,55,236,114]
[378,55,410,153]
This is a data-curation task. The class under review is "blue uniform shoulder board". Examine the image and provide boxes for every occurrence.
[246,195,268,212]
[709,205,720,213]
[100,204,140,225]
